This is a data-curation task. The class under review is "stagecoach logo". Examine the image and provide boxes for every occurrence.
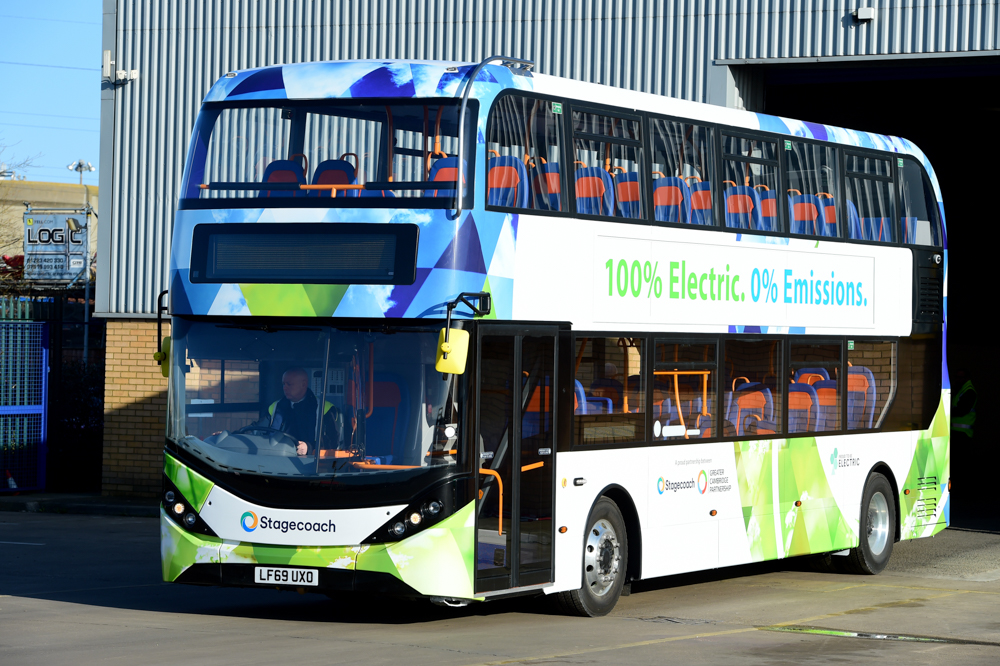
[657,472,705,495]
[239,509,336,534]
[241,511,258,532]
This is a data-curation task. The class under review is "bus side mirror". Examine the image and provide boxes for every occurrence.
[153,336,171,378]
[435,328,469,375]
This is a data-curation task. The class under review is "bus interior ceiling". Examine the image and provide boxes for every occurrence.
[760,56,999,524]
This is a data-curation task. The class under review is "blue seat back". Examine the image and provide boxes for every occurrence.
[690,181,714,225]
[794,367,830,384]
[862,217,893,243]
[758,189,778,231]
[424,157,466,198]
[846,200,863,239]
[653,177,691,224]
[531,162,562,211]
[260,160,306,197]
[589,377,623,412]
[357,188,396,198]
[817,195,838,236]
[312,159,357,198]
[575,167,615,216]
[724,186,763,230]
[573,380,588,415]
[614,172,642,219]
[789,194,827,236]
[812,379,839,431]
[521,380,551,439]
[848,366,876,429]
[726,382,773,436]
[788,383,819,433]
[487,156,529,208]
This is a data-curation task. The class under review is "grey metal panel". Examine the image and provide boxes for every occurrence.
[100,0,997,314]
[95,0,117,316]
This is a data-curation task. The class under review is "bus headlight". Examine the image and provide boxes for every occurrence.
[426,500,442,515]
[408,512,422,526]
[390,521,406,537]
[184,513,197,527]
[164,490,175,503]
[172,502,186,516]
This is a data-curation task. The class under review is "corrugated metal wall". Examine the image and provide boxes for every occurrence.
[98,0,999,315]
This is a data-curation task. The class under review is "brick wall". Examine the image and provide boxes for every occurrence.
[102,319,169,497]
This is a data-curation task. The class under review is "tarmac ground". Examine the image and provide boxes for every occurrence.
[1,511,999,665]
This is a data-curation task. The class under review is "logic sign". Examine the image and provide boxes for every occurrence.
[23,212,89,283]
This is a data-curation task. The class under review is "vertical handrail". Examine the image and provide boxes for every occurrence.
[455,55,534,217]
[478,468,504,535]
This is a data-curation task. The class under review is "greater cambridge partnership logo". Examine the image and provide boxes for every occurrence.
[239,510,336,534]
[657,471,707,495]
[241,511,258,532]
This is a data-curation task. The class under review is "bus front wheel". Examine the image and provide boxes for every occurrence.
[842,472,895,575]
[556,497,628,617]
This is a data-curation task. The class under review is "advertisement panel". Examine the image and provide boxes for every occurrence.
[23,212,89,283]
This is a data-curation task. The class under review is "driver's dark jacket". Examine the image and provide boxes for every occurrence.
[263,389,342,451]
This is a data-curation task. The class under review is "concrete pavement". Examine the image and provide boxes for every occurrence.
[1,513,998,665]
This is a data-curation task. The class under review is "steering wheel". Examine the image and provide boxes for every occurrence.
[231,425,298,445]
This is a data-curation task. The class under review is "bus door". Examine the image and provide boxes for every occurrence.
[475,326,557,593]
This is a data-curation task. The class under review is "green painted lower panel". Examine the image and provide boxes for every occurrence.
[161,508,222,582]
[735,438,857,562]
[900,395,950,540]
[161,500,477,599]
[219,542,358,569]
[164,453,214,512]
[381,500,476,599]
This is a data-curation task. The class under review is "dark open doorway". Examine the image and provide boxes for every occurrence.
[762,56,1000,528]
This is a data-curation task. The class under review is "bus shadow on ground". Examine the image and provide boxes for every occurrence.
[181,556,829,623]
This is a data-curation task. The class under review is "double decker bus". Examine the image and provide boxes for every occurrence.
[159,56,948,616]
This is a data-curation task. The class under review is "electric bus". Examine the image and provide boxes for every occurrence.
[159,56,948,616]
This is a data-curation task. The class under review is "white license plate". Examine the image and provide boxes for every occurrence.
[254,566,319,586]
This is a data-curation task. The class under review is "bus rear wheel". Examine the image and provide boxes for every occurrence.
[556,497,628,617]
[842,472,895,575]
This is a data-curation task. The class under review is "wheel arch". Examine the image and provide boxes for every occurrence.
[593,484,642,582]
[867,461,901,543]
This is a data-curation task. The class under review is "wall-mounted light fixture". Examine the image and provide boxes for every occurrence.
[853,7,876,21]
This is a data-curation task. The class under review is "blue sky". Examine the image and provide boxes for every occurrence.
[0,2,102,185]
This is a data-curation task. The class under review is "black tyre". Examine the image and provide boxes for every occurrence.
[555,497,628,617]
[842,472,895,575]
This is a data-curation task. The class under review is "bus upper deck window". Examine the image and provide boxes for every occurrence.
[182,100,475,208]
[844,153,896,244]
[721,134,780,233]
[485,96,565,212]
[650,119,714,226]
[571,110,646,220]
[784,141,840,239]
[898,157,943,247]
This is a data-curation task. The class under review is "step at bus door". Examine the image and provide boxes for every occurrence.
[475,327,557,594]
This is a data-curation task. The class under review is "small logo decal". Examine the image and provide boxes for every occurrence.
[241,510,258,532]
[830,448,838,475]
[697,470,708,494]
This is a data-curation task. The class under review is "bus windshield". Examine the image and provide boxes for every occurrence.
[180,99,475,208]
[166,321,462,479]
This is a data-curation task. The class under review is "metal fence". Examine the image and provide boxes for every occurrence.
[0,322,49,492]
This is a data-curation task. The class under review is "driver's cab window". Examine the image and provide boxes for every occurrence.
[183,359,261,439]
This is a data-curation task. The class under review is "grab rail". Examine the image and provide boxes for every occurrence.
[456,55,534,217]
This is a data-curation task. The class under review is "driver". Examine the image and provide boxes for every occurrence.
[263,367,343,456]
